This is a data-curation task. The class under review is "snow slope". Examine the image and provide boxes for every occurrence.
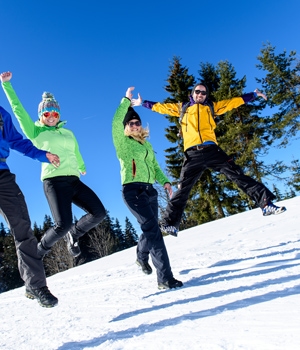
[0,197,299,350]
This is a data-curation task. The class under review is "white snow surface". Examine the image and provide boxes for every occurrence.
[1,197,300,350]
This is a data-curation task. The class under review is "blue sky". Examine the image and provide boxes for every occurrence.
[1,0,300,232]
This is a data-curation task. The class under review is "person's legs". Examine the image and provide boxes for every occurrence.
[136,184,159,264]
[70,178,106,237]
[122,183,175,284]
[208,147,276,208]
[40,176,74,252]
[0,170,57,307]
[0,171,47,288]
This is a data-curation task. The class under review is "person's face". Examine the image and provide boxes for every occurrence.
[192,85,207,104]
[41,111,60,126]
[127,119,141,131]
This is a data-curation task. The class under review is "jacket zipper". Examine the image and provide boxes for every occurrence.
[197,104,203,143]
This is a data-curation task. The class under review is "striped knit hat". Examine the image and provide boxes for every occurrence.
[38,92,60,118]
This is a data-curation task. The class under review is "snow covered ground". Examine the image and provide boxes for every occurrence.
[0,196,299,350]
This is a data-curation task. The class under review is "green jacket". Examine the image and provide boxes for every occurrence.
[2,81,85,181]
[112,97,170,186]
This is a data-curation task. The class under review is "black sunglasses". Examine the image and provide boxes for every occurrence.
[194,90,207,95]
[128,121,141,127]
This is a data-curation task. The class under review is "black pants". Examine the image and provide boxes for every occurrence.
[122,183,173,283]
[41,176,106,250]
[0,170,46,288]
[162,145,275,228]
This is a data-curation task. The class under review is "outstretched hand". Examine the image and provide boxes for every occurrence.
[131,93,142,107]
[254,88,267,101]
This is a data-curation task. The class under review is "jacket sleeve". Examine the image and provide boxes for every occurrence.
[213,92,257,116]
[112,97,131,152]
[1,81,39,139]
[142,100,182,117]
[1,107,48,163]
[152,149,170,186]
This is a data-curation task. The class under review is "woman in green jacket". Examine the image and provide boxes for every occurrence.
[112,87,182,290]
[0,72,106,258]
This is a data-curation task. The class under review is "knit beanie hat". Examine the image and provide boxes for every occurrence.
[123,107,141,128]
[38,92,60,118]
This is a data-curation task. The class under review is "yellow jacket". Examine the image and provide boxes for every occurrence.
[142,93,256,151]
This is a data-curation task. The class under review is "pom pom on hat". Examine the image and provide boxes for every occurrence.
[38,92,60,117]
[123,107,141,128]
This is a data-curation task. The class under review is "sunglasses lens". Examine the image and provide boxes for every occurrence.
[195,90,207,95]
[129,121,141,127]
[43,111,59,118]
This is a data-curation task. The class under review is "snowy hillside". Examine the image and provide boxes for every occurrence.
[0,196,299,350]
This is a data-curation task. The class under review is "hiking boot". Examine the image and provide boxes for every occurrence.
[25,286,58,308]
[160,224,178,237]
[158,277,183,290]
[64,231,81,257]
[136,259,152,275]
[262,202,286,216]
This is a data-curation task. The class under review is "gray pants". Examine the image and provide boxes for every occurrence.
[0,170,46,289]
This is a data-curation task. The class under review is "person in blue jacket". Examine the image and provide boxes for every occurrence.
[0,105,60,307]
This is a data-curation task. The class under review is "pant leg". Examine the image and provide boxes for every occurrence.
[122,183,173,283]
[162,150,206,228]
[208,146,275,208]
[41,177,74,249]
[136,185,159,262]
[70,178,106,237]
[0,170,46,288]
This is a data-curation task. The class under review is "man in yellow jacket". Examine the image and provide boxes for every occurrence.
[132,83,286,236]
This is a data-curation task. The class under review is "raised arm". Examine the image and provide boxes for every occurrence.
[0,71,39,140]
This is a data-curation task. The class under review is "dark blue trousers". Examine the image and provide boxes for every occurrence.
[122,182,173,283]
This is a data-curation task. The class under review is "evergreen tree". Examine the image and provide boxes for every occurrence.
[124,217,138,248]
[113,218,125,251]
[163,56,196,180]
[0,235,22,292]
[0,222,7,237]
[287,159,300,193]
[32,221,42,241]
[256,43,300,147]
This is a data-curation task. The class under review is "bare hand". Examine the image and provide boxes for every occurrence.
[254,88,267,101]
[46,152,60,168]
[126,87,135,100]
[0,71,12,83]
[131,93,142,107]
[81,171,86,175]
[164,183,173,199]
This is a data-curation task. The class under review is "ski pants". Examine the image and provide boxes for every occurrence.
[162,144,275,228]
[122,182,173,283]
[0,170,46,288]
[41,176,106,250]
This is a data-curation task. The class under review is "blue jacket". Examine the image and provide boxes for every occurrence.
[0,106,49,171]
